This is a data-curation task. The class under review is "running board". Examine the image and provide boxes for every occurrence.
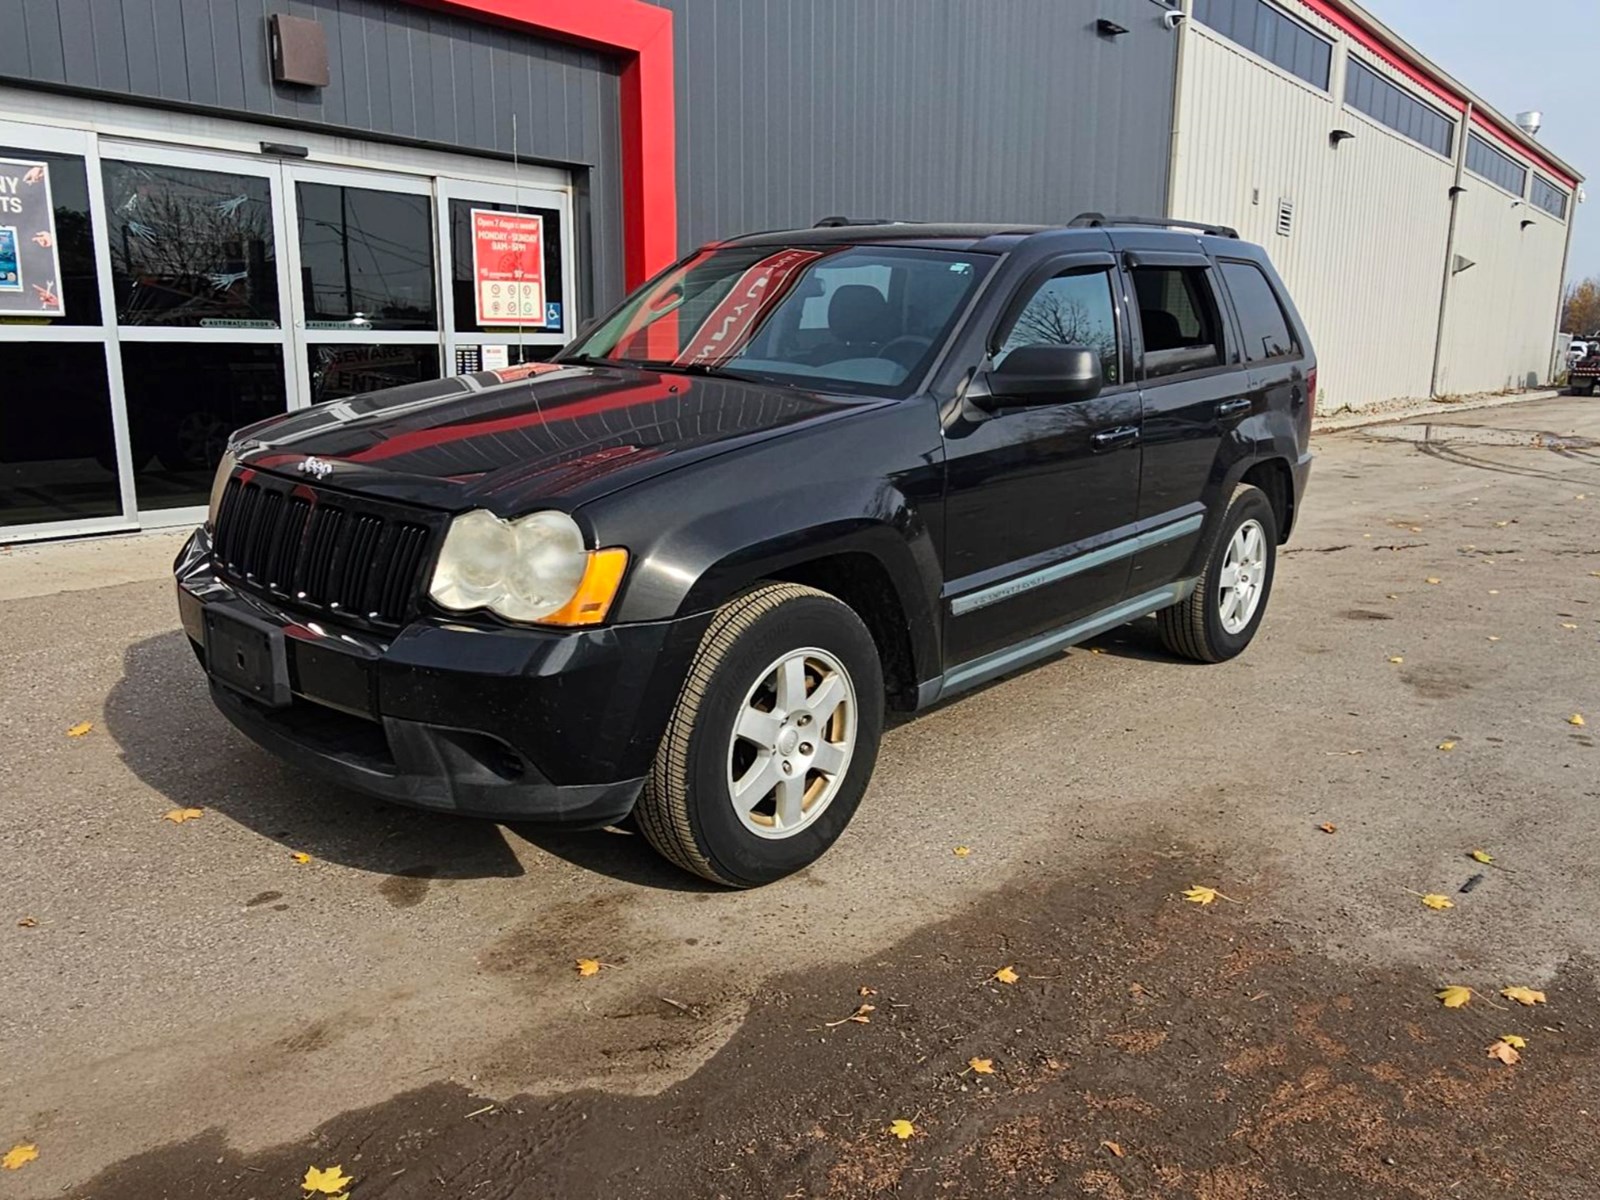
[918,580,1196,707]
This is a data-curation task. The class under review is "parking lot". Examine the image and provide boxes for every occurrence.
[4,393,1599,1198]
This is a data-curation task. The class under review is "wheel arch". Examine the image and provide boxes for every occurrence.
[1236,456,1296,542]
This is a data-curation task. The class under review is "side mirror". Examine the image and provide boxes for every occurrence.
[987,345,1103,405]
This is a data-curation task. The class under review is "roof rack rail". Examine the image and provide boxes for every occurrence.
[813,215,916,228]
[1068,212,1240,239]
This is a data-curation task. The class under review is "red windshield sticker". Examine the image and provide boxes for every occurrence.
[672,249,824,367]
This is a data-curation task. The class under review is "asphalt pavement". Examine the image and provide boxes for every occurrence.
[3,395,1598,1198]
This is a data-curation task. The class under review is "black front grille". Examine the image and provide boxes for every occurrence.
[213,473,436,627]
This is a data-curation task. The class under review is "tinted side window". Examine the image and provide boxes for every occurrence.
[1132,267,1225,378]
[999,270,1120,386]
[1220,261,1296,362]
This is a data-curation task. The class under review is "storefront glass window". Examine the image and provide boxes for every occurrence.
[0,147,102,328]
[0,344,120,524]
[307,344,441,404]
[121,343,286,509]
[102,161,279,328]
[297,184,436,330]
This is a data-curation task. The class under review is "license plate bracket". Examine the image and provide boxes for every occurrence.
[205,608,292,708]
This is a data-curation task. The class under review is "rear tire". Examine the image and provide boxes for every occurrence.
[637,583,885,887]
[1574,380,1596,397]
[1156,484,1278,663]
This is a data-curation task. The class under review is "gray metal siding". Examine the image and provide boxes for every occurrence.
[655,0,1178,249]
[0,0,628,310]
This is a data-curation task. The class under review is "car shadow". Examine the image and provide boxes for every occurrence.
[505,824,726,893]
[105,630,527,881]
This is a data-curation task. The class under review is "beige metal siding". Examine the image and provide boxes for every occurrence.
[1171,5,1569,410]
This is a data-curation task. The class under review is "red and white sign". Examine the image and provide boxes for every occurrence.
[471,209,545,326]
[673,248,824,367]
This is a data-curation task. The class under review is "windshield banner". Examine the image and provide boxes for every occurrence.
[673,248,824,367]
[0,158,64,317]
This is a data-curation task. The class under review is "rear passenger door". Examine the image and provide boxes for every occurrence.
[1116,246,1249,595]
[1215,256,1310,433]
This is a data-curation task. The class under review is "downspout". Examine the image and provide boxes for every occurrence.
[1548,189,1579,382]
[1163,0,1195,218]
[1429,102,1472,398]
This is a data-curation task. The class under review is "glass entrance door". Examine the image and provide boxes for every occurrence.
[98,140,297,521]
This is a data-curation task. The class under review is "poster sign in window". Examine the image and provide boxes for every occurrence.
[0,158,64,316]
[471,209,545,327]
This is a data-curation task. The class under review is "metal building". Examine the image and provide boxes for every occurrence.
[0,0,1580,543]
[1171,0,1580,411]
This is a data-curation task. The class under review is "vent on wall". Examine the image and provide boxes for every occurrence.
[1275,198,1295,237]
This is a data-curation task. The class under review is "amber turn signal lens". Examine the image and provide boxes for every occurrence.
[537,548,630,627]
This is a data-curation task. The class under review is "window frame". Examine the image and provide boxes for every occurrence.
[988,252,1132,397]
[1192,0,1334,92]
[1465,133,1529,199]
[1126,258,1239,384]
[1530,175,1569,221]
[1343,57,1457,160]
[1215,257,1300,366]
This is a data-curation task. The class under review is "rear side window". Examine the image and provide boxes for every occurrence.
[999,269,1121,386]
[1132,266,1226,378]
[1220,260,1297,362]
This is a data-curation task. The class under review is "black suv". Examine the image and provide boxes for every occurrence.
[175,215,1315,886]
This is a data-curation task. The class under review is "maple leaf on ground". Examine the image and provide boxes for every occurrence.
[968,1057,995,1075]
[1318,822,1338,834]
[3,1144,39,1171]
[1101,1140,1126,1158]
[1500,1034,1528,1049]
[888,1119,916,1140]
[859,986,878,997]
[992,966,1020,985]
[952,846,972,858]
[302,1165,353,1195]
[1500,986,1547,1006]
[1487,1040,1521,1066]
[824,1003,875,1027]
[1420,894,1455,911]
[1436,986,1473,1008]
[1183,885,1236,906]
[1426,577,1442,585]
[163,808,204,824]
[576,959,603,977]
[1470,850,1493,864]
[1388,656,1405,664]
[17,916,37,928]
[66,722,92,738]
[290,851,312,864]
[1437,741,1456,751]
[1570,714,1587,727]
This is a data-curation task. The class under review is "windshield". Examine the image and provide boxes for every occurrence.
[565,244,994,396]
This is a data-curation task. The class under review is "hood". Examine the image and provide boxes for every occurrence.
[235,362,879,513]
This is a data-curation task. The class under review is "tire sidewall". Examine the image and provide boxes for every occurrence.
[682,595,884,886]
[1197,488,1278,660]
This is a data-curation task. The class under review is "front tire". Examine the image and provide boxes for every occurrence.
[637,584,885,887]
[1156,484,1279,663]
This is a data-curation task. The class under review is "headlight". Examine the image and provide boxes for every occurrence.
[207,450,237,529]
[428,509,628,626]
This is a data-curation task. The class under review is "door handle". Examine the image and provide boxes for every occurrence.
[1090,425,1140,451]
[1216,397,1253,420]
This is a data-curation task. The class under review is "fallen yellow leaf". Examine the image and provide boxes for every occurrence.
[993,966,1020,985]
[1494,520,1511,528]
[576,958,602,977]
[859,985,878,997]
[1562,623,1579,631]
[1437,986,1472,1008]
[1500,1034,1528,1049]
[289,851,311,864]
[163,807,204,824]
[1388,656,1405,664]
[1101,1140,1126,1158]
[1437,741,1456,752]
[17,916,37,928]
[1318,822,1338,834]
[2,1144,38,1171]
[953,845,972,858]
[1487,636,1501,642]
[825,1003,875,1027]
[1183,885,1235,905]
[1421,894,1455,911]
[66,721,92,738]
[302,1165,353,1195]
[968,1057,995,1074]
[1569,714,1587,727]
[1500,986,1546,1006]
[888,1118,916,1140]
[1486,1040,1521,1066]
[1470,850,1493,864]
[1426,577,1442,585]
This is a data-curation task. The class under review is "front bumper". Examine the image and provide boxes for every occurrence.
[175,528,709,825]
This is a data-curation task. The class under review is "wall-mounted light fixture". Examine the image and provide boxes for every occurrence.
[1096,18,1129,37]
[1520,218,1536,230]
[1449,185,1467,197]
[1329,129,1356,147]
[1452,255,1475,275]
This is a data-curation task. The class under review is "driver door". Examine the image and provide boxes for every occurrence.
[941,256,1143,667]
